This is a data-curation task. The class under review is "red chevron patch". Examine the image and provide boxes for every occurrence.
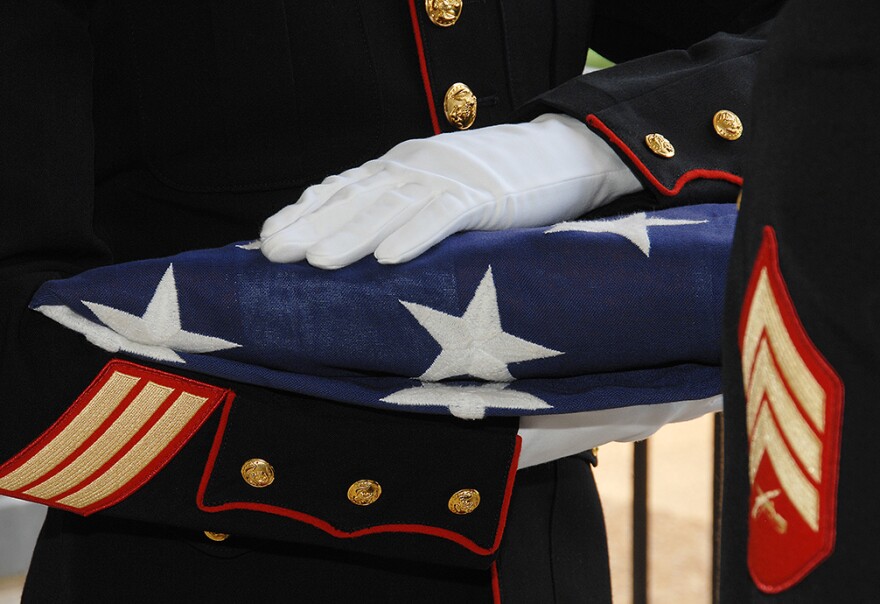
[739,227,844,593]
[0,360,230,515]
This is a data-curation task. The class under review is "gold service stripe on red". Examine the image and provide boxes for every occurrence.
[747,338,822,484]
[57,391,208,509]
[742,269,826,431]
[743,268,826,532]
[24,382,175,500]
[0,372,140,491]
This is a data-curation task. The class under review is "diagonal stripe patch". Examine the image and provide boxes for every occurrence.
[739,226,843,594]
[0,360,231,515]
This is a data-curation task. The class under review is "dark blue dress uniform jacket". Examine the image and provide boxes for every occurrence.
[1,0,776,601]
[720,0,880,601]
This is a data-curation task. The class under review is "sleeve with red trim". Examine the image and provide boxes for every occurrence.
[0,0,521,570]
[514,22,773,206]
[0,358,520,569]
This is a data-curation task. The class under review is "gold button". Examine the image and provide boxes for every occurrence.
[736,189,743,210]
[713,109,743,141]
[448,489,481,515]
[203,531,230,542]
[645,133,675,158]
[426,0,462,27]
[347,479,382,506]
[241,458,275,488]
[443,82,477,130]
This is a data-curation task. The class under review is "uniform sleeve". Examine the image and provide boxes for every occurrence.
[0,0,520,569]
[515,6,779,207]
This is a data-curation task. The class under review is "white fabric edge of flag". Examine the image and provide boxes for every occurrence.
[516,395,723,469]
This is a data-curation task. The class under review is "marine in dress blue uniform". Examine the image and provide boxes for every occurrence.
[1,0,776,600]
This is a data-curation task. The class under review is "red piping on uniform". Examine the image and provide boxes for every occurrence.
[491,561,502,603]
[407,0,442,135]
[586,114,743,196]
[197,395,522,556]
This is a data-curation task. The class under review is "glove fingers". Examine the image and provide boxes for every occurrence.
[261,214,333,263]
[260,161,383,238]
[375,192,484,264]
[261,170,398,263]
[306,183,435,269]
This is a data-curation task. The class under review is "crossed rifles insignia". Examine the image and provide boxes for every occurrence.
[739,227,844,593]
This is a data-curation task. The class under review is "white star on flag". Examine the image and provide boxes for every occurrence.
[545,212,707,257]
[381,382,552,420]
[400,267,562,382]
[69,264,242,363]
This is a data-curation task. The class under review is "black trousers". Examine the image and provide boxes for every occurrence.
[23,455,611,603]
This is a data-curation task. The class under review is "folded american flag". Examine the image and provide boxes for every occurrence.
[30,204,735,419]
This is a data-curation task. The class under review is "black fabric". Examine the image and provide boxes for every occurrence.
[23,510,492,603]
[589,0,781,63]
[23,457,606,603]
[720,0,880,600]
[496,456,611,603]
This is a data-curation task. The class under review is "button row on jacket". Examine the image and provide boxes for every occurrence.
[425,0,476,130]
[645,109,743,158]
[239,460,481,514]
[345,483,481,514]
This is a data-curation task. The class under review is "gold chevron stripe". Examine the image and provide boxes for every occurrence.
[743,265,828,533]
[0,372,140,491]
[750,405,819,531]
[24,382,174,500]
[57,391,208,509]
[748,338,822,483]
[743,269,826,431]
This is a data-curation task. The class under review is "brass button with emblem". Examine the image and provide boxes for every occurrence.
[713,109,743,141]
[444,82,477,130]
[347,479,382,506]
[448,488,481,515]
[645,133,675,158]
[426,0,462,27]
[241,458,275,488]
[203,531,230,542]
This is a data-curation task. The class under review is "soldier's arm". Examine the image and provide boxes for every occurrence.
[514,16,778,208]
[262,3,781,269]
[0,0,519,570]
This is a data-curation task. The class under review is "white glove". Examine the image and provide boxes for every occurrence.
[261,113,642,269]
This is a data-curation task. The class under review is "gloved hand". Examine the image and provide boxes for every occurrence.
[261,113,642,269]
